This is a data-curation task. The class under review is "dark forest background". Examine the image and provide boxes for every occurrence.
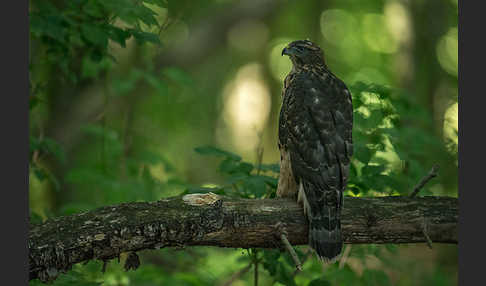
[29,0,458,285]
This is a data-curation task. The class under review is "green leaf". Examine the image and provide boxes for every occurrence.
[133,5,159,27]
[90,48,104,62]
[81,23,109,46]
[81,56,111,79]
[327,264,360,285]
[194,146,242,161]
[131,29,161,44]
[111,72,140,96]
[362,269,390,286]
[353,142,374,164]
[81,124,119,142]
[259,163,280,173]
[275,263,297,286]
[162,67,193,86]
[29,13,68,41]
[219,159,253,175]
[48,170,61,192]
[107,27,131,47]
[143,0,168,8]
[30,212,44,225]
[361,164,386,177]
[30,136,67,164]
[257,175,278,189]
[82,1,105,18]
[32,165,61,191]
[29,95,40,110]
[144,73,169,96]
[32,166,47,181]
[136,151,175,172]
[262,249,281,276]
[384,244,398,254]
[65,168,107,184]
[46,269,103,286]
[308,278,331,286]
[347,182,367,195]
[244,176,266,197]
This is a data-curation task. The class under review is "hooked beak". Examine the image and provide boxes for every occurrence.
[282,47,292,56]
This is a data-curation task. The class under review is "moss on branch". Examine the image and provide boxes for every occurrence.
[29,194,457,282]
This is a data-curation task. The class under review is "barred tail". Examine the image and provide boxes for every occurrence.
[298,182,343,262]
[308,211,343,263]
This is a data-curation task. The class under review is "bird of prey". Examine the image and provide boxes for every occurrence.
[277,40,353,262]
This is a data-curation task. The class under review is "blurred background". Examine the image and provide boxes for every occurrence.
[29,0,458,285]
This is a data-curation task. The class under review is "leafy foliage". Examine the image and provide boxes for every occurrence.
[29,0,457,285]
[189,146,279,198]
[29,0,165,82]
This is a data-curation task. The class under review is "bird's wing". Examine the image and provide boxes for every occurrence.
[282,70,353,212]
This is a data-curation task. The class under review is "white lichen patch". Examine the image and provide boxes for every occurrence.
[154,242,166,249]
[260,205,280,212]
[130,236,145,245]
[182,192,221,206]
[94,233,106,241]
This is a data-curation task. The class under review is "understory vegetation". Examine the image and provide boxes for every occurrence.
[29,0,457,285]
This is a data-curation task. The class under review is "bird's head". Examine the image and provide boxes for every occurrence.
[282,40,326,69]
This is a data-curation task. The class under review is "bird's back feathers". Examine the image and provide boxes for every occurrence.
[278,64,352,262]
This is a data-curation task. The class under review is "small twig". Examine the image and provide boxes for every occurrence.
[101,260,108,273]
[292,248,312,276]
[410,165,440,197]
[255,131,264,176]
[275,223,303,272]
[280,234,302,271]
[422,219,433,249]
[338,245,352,269]
[254,259,258,286]
[219,264,253,286]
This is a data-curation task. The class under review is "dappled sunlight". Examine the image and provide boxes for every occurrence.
[319,9,363,66]
[348,67,390,85]
[29,0,458,284]
[374,136,402,173]
[217,63,272,153]
[443,102,458,145]
[384,1,412,45]
[362,13,398,54]
[436,28,458,76]
[29,170,54,221]
[320,9,358,47]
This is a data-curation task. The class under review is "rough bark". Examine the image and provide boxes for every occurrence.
[29,194,457,282]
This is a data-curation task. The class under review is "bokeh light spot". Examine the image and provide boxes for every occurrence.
[217,63,272,153]
[384,1,412,44]
[320,9,357,46]
[319,9,363,66]
[362,13,398,53]
[436,28,458,76]
[443,102,458,145]
[348,68,390,85]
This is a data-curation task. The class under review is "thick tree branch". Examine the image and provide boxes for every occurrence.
[29,194,457,282]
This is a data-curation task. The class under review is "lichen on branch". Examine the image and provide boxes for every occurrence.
[29,194,457,282]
